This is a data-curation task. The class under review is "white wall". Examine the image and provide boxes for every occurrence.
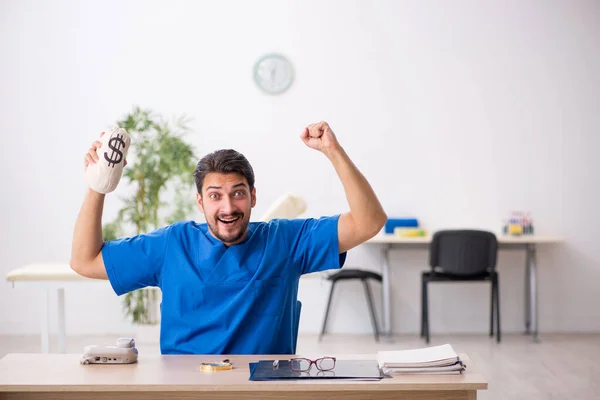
[1,0,599,337]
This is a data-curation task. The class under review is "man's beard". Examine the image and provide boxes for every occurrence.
[207,212,249,245]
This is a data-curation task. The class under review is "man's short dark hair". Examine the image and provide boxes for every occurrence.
[193,149,255,195]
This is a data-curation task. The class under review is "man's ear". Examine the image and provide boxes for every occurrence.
[251,187,257,208]
[196,192,205,214]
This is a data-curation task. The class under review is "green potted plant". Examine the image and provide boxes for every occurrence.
[102,106,197,334]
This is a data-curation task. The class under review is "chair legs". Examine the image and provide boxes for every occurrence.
[495,274,501,343]
[422,277,430,344]
[319,281,337,342]
[362,280,380,342]
[420,277,426,338]
[490,273,501,343]
[490,278,495,337]
[320,278,381,341]
[421,275,500,344]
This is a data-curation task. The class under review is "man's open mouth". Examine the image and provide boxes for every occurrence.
[217,216,241,225]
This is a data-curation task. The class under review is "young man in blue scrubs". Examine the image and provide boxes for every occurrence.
[71,121,387,354]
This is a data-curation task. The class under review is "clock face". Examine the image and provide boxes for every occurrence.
[253,53,294,95]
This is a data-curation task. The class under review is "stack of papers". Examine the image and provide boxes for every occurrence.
[377,344,466,374]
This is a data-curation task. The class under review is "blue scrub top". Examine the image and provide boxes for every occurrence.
[102,215,346,354]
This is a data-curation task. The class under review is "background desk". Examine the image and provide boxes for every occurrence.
[5,264,104,353]
[366,234,565,342]
[6,235,565,352]
[0,353,487,400]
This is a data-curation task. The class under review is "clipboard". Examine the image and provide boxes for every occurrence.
[249,359,383,381]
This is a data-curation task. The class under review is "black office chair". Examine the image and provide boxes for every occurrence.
[421,230,500,343]
[292,301,302,354]
[319,269,382,342]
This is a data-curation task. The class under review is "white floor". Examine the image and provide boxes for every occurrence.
[1,332,599,400]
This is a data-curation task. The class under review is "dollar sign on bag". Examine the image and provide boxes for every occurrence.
[104,134,125,168]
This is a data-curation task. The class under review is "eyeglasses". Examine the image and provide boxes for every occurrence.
[289,357,336,372]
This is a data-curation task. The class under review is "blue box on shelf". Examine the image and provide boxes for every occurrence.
[385,218,419,234]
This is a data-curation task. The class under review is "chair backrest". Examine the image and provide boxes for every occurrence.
[429,230,498,276]
[292,300,302,354]
[259,193,307,222]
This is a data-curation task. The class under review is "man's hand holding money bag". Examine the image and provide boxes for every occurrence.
[84,127,131,194]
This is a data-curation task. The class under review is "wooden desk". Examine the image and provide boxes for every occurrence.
[366,234,565,342]
[0,353,487,400]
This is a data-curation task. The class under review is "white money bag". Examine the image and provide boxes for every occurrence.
[85,126,131,194]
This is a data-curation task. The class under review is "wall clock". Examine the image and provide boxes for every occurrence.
[253,53,294,95]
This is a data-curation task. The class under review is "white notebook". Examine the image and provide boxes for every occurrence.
[383,368,464,375]
[377,344,460,369]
